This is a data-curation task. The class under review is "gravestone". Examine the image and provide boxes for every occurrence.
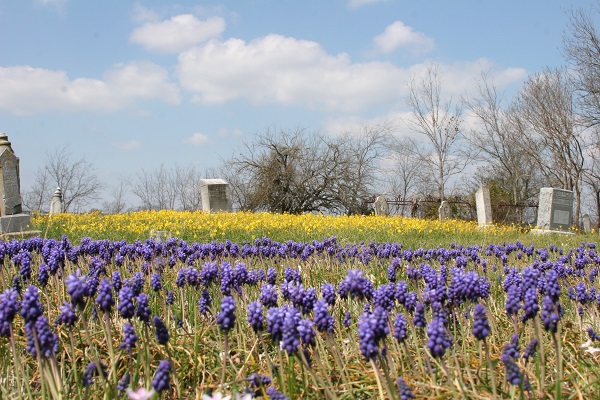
[582,214,592,232]
[49,187,63,216]
[200,179,232,213]
[533,187,574,234]
[438,200,452,221]
[373,196,389,216]
[0,134,33,234]
[475,186,493,227]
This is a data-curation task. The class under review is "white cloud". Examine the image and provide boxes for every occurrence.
[177,34,524,113]
[113,140,142,150]
[130,14,225,53]
[347,0,389,9]
[218,128,242,137]
[374,21,434,55]
[186,133,210,145]
[103,61,180,105]
[0,62,179,114]
[131,3,159,24]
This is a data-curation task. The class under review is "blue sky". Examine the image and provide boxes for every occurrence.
[0,0,593,206]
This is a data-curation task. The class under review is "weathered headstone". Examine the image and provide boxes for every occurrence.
[373,196,389,216]
[0,134,33,234]
[438,200,452,221]
[149,230,172,242]
[49,187,63,216]
[582,213,592,232]
[200,179,232,213]
[475,186,493,227]
[534,187,574,234]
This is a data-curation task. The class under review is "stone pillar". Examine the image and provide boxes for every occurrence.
[582,214,592,232]
[438,201,452,221]
[373,196,389,216]
[49,187,63,216]
[475,186,492,227]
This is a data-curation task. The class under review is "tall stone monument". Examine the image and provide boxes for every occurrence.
[438,200,452,221]
[373,196,389,216]
[475,186,493,227]
[200,179,233,213]
[49,187,63,216]
[0,134,32,234]
[533,187,574,234]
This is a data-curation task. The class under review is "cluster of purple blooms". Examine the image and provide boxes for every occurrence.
[0,236,597,398]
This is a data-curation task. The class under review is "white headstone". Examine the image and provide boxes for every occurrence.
[49,187,63,216]
[475,186,493,227]
[535,187,574,232]
[373,196,389,216]
[583,214,592,232]
[438,200,452,221]
[200,179,233,213]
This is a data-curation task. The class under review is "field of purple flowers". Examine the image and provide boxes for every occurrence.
[1,235,600,399]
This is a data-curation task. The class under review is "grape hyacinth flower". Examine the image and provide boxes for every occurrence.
[198,289,212,315]
[357,307,389,361]
[151,273,162,292]
[216,296,236,332]
[153,316,170,346]
[297,318,316,348]
[426,316,452,358]
[117,373,130,392]
[120,322,138,353]
[0,288,19,337]
[20,285,44,324]
[55,301,78,328]
[95,278,115,313]
[266,386,289,400]
[247,301,264,333]
[313,299,334,333]
[260,284,278,308]
[397,377,415,400]
[522,338,538,363]
[393,312,408,343]
[66,271,88,307]
[135,293,152,324]
[151,360,171,393]
[82,361,107,387]
[343,311,351,327]
[118,286,136,320]
[281,307,301,355]
[321,283,336,306]
[413,302,427,329]
[541,295,560,334]
[25,315,59,358]
[472,303,490,341]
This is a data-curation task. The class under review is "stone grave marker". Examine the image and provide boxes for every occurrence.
[534,187,574,233]
[475,186,493,227]
[49,187,63,216]
[438,200,452,221]
[200,179,233,213]
[373,196,389,216]
[582,214,592,232]
[0,134,34,235]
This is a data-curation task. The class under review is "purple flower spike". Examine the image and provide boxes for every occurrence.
[472,303,490,341]
[82,361,107,387]
[151,360,171,393]
[0,288,19,337]
[426,317,452,358]
[266,387,289,400]
[135,293,151,323]
[20,285,44,324]
[393,313,408,343]
[120,322,138,353]
[95,278,115,313]
[397,377,415,400]
[55,301,78,328]
[118,286,136,319]
[541,295,560,334]
[247,301,264,333]
[260,284,279,308]
[357,307,389,361]
[216,296,236,332]
[153,316,170,345]
[314,299,335,333]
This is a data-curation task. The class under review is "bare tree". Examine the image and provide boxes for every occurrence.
[464,74,541,222]
[405,64,469,200]
[131,164,203,210]
[564,3,600,128]
[515,68,585,225]
[384,137,426,214]
[24,148,104,212]
[102,178,131,214]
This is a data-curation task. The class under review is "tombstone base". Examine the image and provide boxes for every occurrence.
[530,228,575,236]
[0,213,32,233]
